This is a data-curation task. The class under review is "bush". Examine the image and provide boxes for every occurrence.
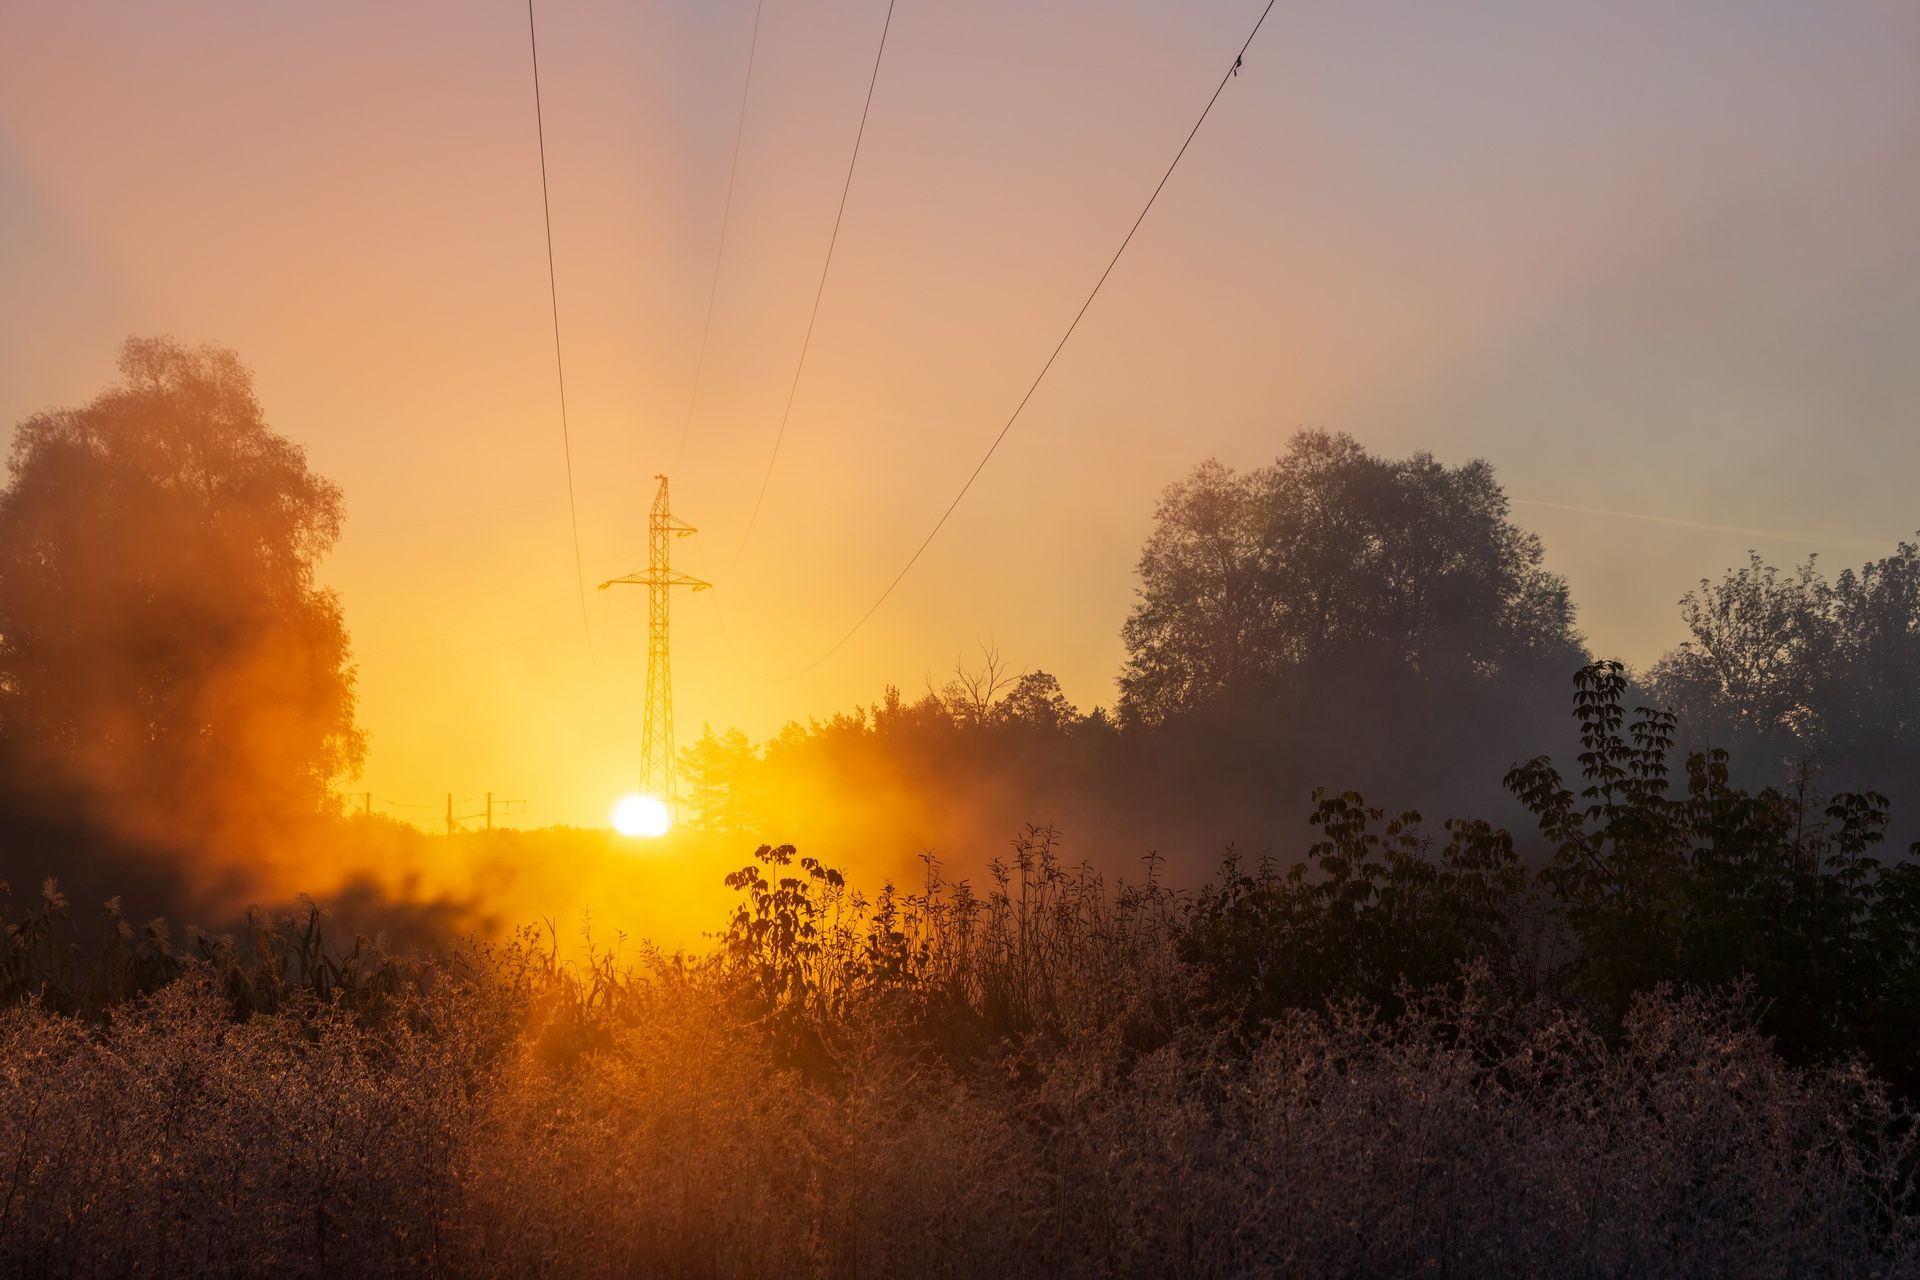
[1178,791,1530,1025]
[1509,661,1920,1088]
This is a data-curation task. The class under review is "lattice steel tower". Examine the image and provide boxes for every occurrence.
[599,475,709,812]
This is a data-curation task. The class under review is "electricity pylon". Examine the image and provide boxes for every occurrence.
[599,475,709,814]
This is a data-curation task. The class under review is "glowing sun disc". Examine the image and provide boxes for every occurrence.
[612,793,671,838]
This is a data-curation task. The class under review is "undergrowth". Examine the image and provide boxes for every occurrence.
[4,665,1919,1276]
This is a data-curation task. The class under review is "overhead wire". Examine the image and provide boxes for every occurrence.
[732,0,1281,681]
[721,0,899,580]
[526,0,596,658]
[670,0,770,476]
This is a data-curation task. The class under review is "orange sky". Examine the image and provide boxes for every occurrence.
[4,0,1919,830]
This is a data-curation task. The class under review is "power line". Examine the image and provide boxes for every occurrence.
[671,0,770,476]
[723,0,899,580]
[734,0,1279,681]
[527,0,596,658]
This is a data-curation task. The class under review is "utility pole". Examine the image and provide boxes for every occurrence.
[446,793,456,836]
[486,791,493,831]
[600,475,710,817]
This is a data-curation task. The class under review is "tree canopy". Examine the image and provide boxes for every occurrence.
[1647,541,1920,795]
[1119,431,1583,725]
[0,338,362,854]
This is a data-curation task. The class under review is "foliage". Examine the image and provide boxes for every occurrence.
[6,348,1920,1271]
[1648,540,1920,798]
[9,653,1920,1271]
[681,725,761,839]
[1648,551,1836,743]
[721,843,854,1068]
[1119,431,1583,726]
[1179,793,1530,1024]
[1,889,1916,1276]
[0,338,362,857]
[1508,661,1920,1087]
[674,654,1121,861]
[0,875,428,1022]
[718,829,1183,1073]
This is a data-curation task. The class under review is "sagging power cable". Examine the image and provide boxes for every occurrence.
[722,0,900,580]
[737,0,1280,680]
[670,0,770,476]
[527,0,596,657]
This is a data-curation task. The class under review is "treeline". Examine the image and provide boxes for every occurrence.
[1650,544,1920,796]
[5,341,1918,930]
[681,430,1920,870]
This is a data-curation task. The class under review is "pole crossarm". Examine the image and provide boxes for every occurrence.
[598,570,711,591]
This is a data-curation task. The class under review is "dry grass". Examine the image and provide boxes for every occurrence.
[1,841,1916,1278]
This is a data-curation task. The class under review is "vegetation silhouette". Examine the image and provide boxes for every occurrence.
[0,339,362,908]
[7,341,1920,1270]
[674,434,1597,888]
[1120,431,1583,726]
[4,665,1920,1274]
[1647,542,1920,818]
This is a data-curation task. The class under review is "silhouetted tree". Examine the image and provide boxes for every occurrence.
[930,642,1019,726]
[1119,431,1582,725]
[1830,540,1920,752]
[1116,459,1270,723]
[996,671,1076,730]
[0,338,362,854]
[1646,552,1834,744]
[1647,540,1920,797]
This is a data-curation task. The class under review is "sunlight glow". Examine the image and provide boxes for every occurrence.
[612,793,672,839]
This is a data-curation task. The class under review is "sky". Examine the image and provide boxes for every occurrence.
[3,0,1918,830]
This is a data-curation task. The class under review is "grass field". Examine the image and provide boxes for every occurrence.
[3,831,1916,1278]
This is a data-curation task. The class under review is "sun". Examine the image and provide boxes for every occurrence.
[611,793,672,838]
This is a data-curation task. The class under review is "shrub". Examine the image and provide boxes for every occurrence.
[1508,661,1920,1087]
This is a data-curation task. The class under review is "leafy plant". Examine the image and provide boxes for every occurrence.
[1508,661,1920,1086]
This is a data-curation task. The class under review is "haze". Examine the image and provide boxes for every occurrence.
[5,0,1917,828]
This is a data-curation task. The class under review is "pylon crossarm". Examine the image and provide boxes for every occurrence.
[598,570,711,591]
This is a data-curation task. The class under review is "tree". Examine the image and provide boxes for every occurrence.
[996,671,1077,730]
[1117,460,1271,723]
[1646,552,1834,745]
[1119,431,1582,725]
[930,642,1019,726]
[0,338,362,854]
[1646,540,1920,794]
[1829,540,1920,751]
[681,725,761,838]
